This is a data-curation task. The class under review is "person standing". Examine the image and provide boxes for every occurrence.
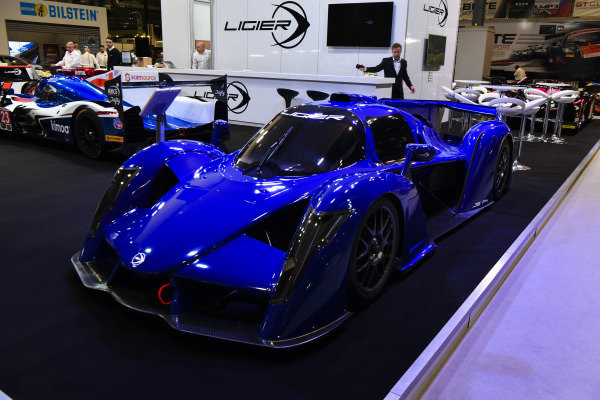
[192,42,211,70]
[81,46,99,68]
[106,38,122,70]
[53,41,82,68]
[357,43,415,99]
[73,42,82,55]
[96,45,108,68]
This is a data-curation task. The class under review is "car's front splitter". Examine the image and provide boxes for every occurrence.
[71,252,351,348]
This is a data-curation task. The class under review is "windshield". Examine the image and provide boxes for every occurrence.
[235,105,366,177]
[566,32,600,44]
[0,56,27,65]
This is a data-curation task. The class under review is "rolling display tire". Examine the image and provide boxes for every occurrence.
[73,108,104,159]
[493,137,511,199]
[347,198,399,308]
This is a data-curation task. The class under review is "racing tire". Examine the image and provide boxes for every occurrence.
[347,198,399,309]
[21,81,38,95]
[493,137,511,200]
[73,108,104,159]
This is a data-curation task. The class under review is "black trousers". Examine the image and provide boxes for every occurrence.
[391,84,404,99]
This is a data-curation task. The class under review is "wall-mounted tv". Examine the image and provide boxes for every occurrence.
[424,35,446,66]
[327,2,394,47]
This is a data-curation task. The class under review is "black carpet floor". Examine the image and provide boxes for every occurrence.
[1,122,599,400]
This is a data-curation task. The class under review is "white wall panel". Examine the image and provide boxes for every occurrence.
[213,0,249,71]
[280,0,319,75]
[193,1,211,41]
[163,0,461,100]
[161,0,193,68]
[405,0,461,100]
[246,0,283,72]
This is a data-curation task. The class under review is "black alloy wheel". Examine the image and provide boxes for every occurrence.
[493,137,511,199]
[347,198,399,308]
[74,108,104,159]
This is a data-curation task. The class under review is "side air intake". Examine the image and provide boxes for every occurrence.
[329,93,377,103]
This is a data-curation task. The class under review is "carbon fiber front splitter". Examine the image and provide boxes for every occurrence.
[71,252,351,348]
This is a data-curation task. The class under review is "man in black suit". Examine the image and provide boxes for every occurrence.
[358,43,415,99]
[105,38,122,70]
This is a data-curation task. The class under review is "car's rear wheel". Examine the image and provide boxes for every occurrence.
[347,198,399,308]
[493,137,511,199]
[74,108,104,159]
[21,81,38,95]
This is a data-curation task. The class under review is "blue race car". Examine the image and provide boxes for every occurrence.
[72,93,512,347]
[0,74,227,158]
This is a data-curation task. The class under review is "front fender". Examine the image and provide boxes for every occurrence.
[80,140,224,264]
[260,170,430,342]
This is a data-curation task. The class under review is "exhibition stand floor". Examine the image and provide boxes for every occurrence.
[421,135,600,400]
[1,123,599,400]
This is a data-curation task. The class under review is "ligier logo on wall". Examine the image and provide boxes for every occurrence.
[424,0,449,27]
[227,81,251,114]
[224,1,310,49]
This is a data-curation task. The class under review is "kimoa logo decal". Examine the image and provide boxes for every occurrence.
[424,0,448,27]
[50,120,69,134]
[227,81,251,114]
[224,1,310,49]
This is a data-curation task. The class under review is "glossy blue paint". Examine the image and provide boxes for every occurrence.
[36,74,109,103]
[75,96,513,346]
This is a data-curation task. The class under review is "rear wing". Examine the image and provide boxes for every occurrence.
[88,71,228,122]
[382,99,499,144]
[121,74,229,122]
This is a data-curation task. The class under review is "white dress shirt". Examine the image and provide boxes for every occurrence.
[393,58,401,75]
[192,49,211,70]
[81,52,99,68]
[57,50,82,68]
[96,51,108,68]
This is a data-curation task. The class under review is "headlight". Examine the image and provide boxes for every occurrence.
[270,207,350,305]
[89,167,141,237]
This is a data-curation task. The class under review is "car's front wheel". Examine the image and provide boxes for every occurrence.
[347,198,399,308]
[74,108,104,159]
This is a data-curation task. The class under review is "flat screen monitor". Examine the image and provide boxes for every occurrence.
[327,2,393,47]
[424,35,446,66]
[121,51,132,64]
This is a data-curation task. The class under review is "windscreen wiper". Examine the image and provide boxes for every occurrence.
[242,126,293,175]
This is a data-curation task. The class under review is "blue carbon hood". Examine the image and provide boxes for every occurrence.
[94,149,343,292]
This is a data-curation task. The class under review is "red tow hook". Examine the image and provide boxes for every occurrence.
[158,283,174,305]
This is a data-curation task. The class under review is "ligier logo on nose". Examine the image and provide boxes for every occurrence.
[131,252,146,267]
[51,120,69,134]
[224,1,310,49]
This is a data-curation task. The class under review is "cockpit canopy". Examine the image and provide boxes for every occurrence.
[35,75,108,103]
[235,105,366,178]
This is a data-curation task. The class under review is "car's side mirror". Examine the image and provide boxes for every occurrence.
[401,143,437,177]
